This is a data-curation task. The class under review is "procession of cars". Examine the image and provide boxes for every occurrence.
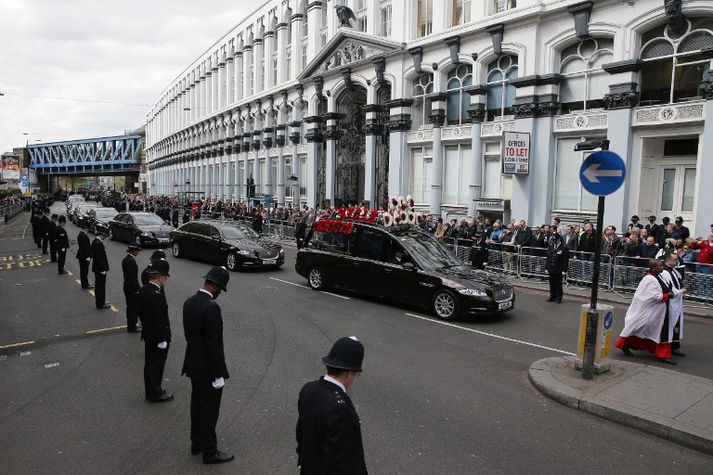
[62,194,514,320]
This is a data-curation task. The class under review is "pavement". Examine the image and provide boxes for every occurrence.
[2,206,713,473]
[530,356,713,456]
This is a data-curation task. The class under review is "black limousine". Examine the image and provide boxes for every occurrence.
[108,212,173,246]
[295,221,514,320]
[170,220,284,271]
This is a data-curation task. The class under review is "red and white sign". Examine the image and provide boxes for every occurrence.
[502,132,530,175]
[1,155,21,180]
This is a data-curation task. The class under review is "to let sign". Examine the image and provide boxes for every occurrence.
[502,132,530,175]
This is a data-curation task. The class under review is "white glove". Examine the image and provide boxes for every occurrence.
[86,258,91,262]
[212,377,225,389]
[157,341,168,349]
[61,248,66,252]
[100,271,107,275]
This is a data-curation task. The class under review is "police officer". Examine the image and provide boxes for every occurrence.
[76,222,93,289]
[92,229,111,309]
[182,266,233,464]
[122,243,143,333]
[56,215,70,275]
[138,259,173,402]
[48,214,59,262]
[30,206,42,248]
[546,232,569,304]
[470,228,489,270]
[40,208,50,254]
[296,336,367,475]
[141,250,167,287]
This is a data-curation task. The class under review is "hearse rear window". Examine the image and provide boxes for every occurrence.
[307,220,354,254]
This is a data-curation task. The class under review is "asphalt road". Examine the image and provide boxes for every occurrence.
[1,205,713,474]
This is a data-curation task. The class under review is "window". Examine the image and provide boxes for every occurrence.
[321,2,328,46]
[452,0,471,27]
[285,47,292,81]
[308,225,354,254]
[411,147,433,204]
[285,157,292,197]
[554,137,599,212]
[483,142,504,199]
[443,145,472,205]
[640,17,713,105]
[494,0,516,13]
[301,0,309,67]
[412,73,434,127]
[248,60,254,96]
[416,0,433,37]
[486,55,518,120]
[559,38,613,113]
[299,155,307,197]
[271,158,277,195]
[355,0,367,32]
[381,2,392,37]
[259,55,265,91]
[446,64,473,125]
[352,227,387,261]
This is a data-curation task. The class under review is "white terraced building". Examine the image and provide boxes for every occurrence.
[146,0,713,236]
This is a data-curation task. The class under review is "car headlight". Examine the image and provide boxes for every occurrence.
[141,232,151,237]
[457,288,489,297]
[279,248,284,255]
[237,250,251,256]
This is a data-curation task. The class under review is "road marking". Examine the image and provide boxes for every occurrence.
[85,325,125,335]
[110,305,119,313]
[67,271,73,276]
[75,279,81,285]
[0,340,36,350]
[88,290,95,296]
[403,313,575,356]
[44,362,60,369]
[269,277,350,299]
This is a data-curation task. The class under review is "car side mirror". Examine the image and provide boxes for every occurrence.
[212,234,222,241]
[402,261,417,271]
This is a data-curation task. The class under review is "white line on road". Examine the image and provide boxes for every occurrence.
[269,277,350,299]
[404,313,576,356]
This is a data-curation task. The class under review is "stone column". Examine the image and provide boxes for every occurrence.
[306,1,322,62]
[694,81,713,236]
[290,120,301,205]
[363,105,381,208]
[305,116,324,209]
[290,12,303,80]
[234,51,243,102]
[324,112,341,207]
[264,29,276,89]
[276,21,288,84]
[253,36,264,95]
[385,99,413,198]
[466,87,487,217]
[205,69,213,116]
[218,60,226,109]
[243,44,252,98]
[276,125,286,207]
[429,94,447,216]
[212,63,219,113]
[263,126,274,197]
[226,57,234,105]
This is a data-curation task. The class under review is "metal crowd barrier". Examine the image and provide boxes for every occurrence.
[611,256,649,293]
[1,203,24,223]
[567,251,612,290]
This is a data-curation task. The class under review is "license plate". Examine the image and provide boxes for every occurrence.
[158,238,169,243]
[262,258,276,265]
[498,300,512,311]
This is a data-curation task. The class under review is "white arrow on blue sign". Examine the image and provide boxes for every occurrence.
[579,150,626,196]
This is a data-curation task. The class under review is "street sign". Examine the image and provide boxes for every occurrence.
[502,132,530,175]
[579,150,626,196]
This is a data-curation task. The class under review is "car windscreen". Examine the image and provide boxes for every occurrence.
[78,205,96,213]
[95,210,116,219]
[394,230,461,270]
[133,214,164,226]
[221,225,258,239]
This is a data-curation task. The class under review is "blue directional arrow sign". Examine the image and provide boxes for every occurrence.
[579,150,626,196]
[603,311,613,330]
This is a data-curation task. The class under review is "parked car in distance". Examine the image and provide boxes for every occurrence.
[66,196,86,220]
[295,222,515,321]
[170,220,284,271]
[73,203,98,227]
[108,212,173,247]
[87,207,119,235]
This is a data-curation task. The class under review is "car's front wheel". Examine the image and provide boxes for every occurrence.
[226,252,240,271]
[432,289,459,321]
[108,227,115,241]
[172,241,182,258]
[307,266,325,291]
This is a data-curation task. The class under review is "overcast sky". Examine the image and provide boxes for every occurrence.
[0,0,251,154]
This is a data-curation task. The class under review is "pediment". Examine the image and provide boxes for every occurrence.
[299,29,403,80]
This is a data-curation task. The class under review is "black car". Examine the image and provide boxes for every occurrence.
[86,207,118,234]
[170,220,284,271]
[109,212,173,247]
[73,203,97,227]
[295,221,514,321]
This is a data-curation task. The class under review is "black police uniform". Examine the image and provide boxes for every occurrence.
[91,237,110,308]
[469,235,489,270]
[76,230,92,288]
[48,218,58,262]
[56,224,69,274]
[30,210,42,248]
[122,253,141,331]
[138,281,171,400]
[40,213,50,254]
[182,290,229,455]
[296,377,367,475]
[546,239,569,303]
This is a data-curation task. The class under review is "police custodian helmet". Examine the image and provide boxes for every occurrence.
[204,266,230,292]
[321,336,364,372]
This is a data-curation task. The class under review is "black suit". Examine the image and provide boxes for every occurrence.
[122,254,141,330]
[48,220,58,262]
[138,283,171,400]
[40,215,50,254]
[76,231,92,288]
[296,377,367,475]
[91,238,109,308]
[564,233,578,253]
[546,241,569,302]
[469,236,489,270]
[56,225,69,273]
[182,291,229,454]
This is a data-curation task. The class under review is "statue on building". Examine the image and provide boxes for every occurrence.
[664,0,686,33]
[335,5,356,28]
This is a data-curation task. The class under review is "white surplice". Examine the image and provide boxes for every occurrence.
[620,274,668,343]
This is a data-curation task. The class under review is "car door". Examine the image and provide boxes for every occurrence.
[203,224,225,263]
[112,214,126,240]
[381,235,430,306]
[191,223,215,262]
[348,226,388,296]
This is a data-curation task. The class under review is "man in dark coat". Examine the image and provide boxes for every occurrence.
[172,207,179,228]
[40,209,50,254]
[122,243,143,333]
[295,215,307,250]
[76,223,93,289]
[56,215,70,274]
[470,229,489,270]
[30,207,42,248]
[182,266,233,465]
[138,259,173,403]
[546,232,569,304]
[92,230,111,309]
[296,337,367,475]
[48,214,59,262]
[252,210,263,234]
[141,250,167,288]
